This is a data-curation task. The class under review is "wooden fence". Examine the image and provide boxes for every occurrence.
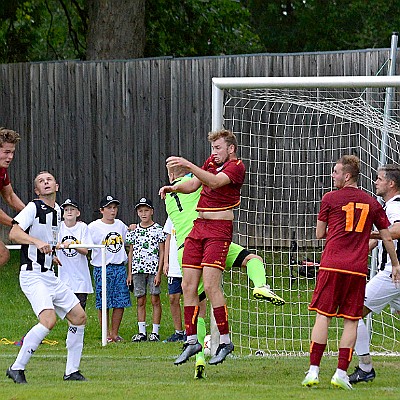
[0,47,396,242]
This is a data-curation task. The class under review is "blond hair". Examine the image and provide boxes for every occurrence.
[208,129,238,152]
[167,164,190,179]
[337,155,360,181]
[0,127,20,147]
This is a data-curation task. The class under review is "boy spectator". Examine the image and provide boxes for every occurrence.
[54,198,94,310]
[163,217,185,342]
[126,197,166,342]
[88,195,131,342]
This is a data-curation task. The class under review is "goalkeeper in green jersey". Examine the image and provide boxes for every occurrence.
[162,164,285,379]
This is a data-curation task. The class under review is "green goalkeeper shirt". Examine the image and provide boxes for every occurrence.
[165,175,200,249]
[165,175,248,274]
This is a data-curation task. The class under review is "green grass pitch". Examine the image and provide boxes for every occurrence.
[1,252,400,399]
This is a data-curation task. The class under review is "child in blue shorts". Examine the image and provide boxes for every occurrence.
[88,195,131,343]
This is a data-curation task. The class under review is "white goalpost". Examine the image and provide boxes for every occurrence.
[212,75,400,356]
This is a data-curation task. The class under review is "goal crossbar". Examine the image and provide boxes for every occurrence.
[213,75,400,90]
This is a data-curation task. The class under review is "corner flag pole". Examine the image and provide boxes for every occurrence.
[68,244,107,346]
[101,246,107,346]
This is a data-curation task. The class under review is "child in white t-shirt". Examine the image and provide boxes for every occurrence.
[88,195,131,343]
[55,198,94,310]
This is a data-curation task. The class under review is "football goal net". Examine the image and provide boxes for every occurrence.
[212,75,400,356]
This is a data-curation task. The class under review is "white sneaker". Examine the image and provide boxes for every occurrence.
[301,370,319,387]
[331,372,353,390]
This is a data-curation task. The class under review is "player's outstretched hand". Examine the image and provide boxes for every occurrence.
[392,264,400,288]
[166,156,193,170]
[36,240,52,254]
[159,185,174,199]
[55,241,70,250]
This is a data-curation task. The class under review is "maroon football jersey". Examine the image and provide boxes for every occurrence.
[318,186,389,275]
[0,167,10,191]
[196,155,246,212]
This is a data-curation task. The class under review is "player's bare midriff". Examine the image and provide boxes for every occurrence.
[198,209,234,220]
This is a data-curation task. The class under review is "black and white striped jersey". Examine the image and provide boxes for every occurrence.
[14,199,62,272]
[378,195,400,272]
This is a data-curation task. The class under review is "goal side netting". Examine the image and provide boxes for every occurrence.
[213,76,400,356]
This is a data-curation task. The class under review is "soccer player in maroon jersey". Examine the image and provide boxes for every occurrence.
[0,127,25,266]
[302,155,400,390]
[159,129,246,366]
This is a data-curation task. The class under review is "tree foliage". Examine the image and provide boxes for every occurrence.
[0,0,86,62]
[0,0,399,63]
[145,0,263,57]
[0,0,262,62]
[246,0,400,53]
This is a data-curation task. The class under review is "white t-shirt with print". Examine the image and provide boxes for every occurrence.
[57,221,94,293]
[88,219,128,266]
[126,222,166,274]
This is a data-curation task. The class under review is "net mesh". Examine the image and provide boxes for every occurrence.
[221,85,400,356]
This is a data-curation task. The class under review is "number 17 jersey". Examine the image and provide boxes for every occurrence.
[318,186,390,276]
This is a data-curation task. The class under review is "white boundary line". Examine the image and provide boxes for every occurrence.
[6,243,108,347]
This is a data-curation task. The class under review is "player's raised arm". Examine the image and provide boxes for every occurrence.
[1,183,24,210]
[0,208,15,227]
[159,166,201,199]
[0,182,25,228]
[9,222,52,254]
[166,156,229,190]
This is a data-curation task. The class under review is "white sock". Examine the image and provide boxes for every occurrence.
[65,325,85,375]
[138,322,146,335]
[354,319,370,356]
[12,323,50,370]
[354,318,373,372]
[336,368,348,379]
[152,324,160,335]
[359,362,373,373]
[186,334,198,344]
[220,334,230,345]
[309,365,319,375]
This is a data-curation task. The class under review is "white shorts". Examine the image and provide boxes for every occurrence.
[20,270,80,319]
[365,270,400,313]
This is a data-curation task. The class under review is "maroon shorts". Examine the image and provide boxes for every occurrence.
[308,269,366,320]
[182,219,233,271]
